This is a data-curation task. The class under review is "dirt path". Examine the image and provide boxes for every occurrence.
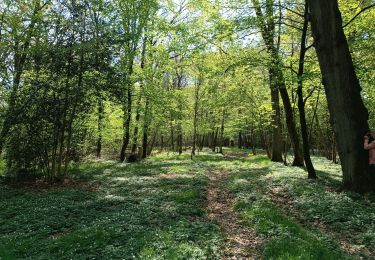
[205,169,263,260]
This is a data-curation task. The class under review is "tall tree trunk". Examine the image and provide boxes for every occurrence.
[160,135,164,152]
[142,98,150,159]
[177,126,183,155]
[56,44,74,179]
[170,115,175,151]
[96,96,104,158]
[213,127,219,152]
[176,73,184,155]
[142,129,148,159]
[64,32,85,176]
[131,98,141,154]
[131,36,147,155]
[219,108,225,154]
[147,131,157,156]
[250,129,257,155]
[296,2,316,178]
[252,0,304,166]
[308,89,321,144]
[307,0,375,192]
[238,131,243,149]
[191,81,200,158]
[270,87,283,162]
[279,87,304,166]
[120,63,134,162]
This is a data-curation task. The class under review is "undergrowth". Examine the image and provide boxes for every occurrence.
[1,150,374,259]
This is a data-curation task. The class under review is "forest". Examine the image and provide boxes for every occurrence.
[0,0,375,259]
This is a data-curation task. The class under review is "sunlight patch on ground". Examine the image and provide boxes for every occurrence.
[104,194,127,201]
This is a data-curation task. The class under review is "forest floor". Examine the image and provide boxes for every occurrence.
[1,149,375,259]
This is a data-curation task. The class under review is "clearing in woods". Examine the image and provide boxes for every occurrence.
[0,149,374,259]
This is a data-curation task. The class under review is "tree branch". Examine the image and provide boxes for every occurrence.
[343,4,375,28]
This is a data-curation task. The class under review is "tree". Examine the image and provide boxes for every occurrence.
[252,0,304,166]
[307,0,375,191]
[295,2,317,178]
[116,0,156,162]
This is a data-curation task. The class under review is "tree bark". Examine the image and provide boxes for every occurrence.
[96,95,104,158]
[219,108,225,154]
[142,98,150,159]
[191,81,200,158]
[120,63,134,162]
[131,36,147,155]
[296,2,316,178]
[270,87,284,162]
[279,87,304,166]
[307,0,375,192]
[213,127,219,152]
[252,0,304,166]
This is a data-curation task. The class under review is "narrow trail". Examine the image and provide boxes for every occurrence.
[205,168,263,260]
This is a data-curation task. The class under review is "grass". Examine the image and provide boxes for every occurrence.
[0,158,5,176]
[224,151,375,259]
[0,154,222,259]
[0,149,374,259]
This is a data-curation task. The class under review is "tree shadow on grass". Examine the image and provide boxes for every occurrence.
[229,156,375,257]
[224,163,353,259]
[0,156,223,259]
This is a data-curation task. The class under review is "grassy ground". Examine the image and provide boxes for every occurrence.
[0,150,374,259]
[0,159,5,176]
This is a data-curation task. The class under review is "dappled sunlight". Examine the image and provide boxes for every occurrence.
[0,152,221,259]
[1,151,374,259]
[103,194,127,201]
[223,152,375,258]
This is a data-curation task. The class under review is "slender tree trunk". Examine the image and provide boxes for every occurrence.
[308,89,321,144]
[307,0,375,192]
[219,108,225,154]
[120,63,134,162]
[142,129,148,159]
[251,129,257,155]
[96,96,104,158]
[142,98,150,159]
[147,131,157,156]
[93,11,103,159]
[131,94,141,154]
[176,73,184,155]
[64,35,85,176]
[296,2,316,178]
[278,88,304,166]
[56,45,74,179]
[270,87,283,162]
[170,119,175,152]
[238,131,243,149]
[191,81,200,158]
[212,127,219,152]
[131,37,147,155]
[252,0,304,166]
[177,127,183,155]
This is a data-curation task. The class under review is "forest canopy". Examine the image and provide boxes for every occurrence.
[2,0,375,259]
[0,0,375,192]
